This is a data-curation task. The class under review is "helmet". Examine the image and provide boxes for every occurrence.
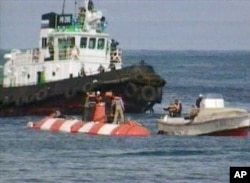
[199,94,203,97]
[96,91,100,95]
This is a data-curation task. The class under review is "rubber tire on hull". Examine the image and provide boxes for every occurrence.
[2,95,15,105]
[36,89,48,101]
[124,82,137,98]
[141,85,156,102]
[83,82,93,92]
[24,94,35,103]
[15,97,24,106]
[65,88,76,98]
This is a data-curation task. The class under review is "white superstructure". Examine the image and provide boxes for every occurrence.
[2,0,122,87]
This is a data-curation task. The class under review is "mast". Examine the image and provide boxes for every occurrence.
[74,0,78,19]
[62,0,66,14]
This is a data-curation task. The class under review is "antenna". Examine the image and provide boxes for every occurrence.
[74,0,77,19]
[62,0,66,14]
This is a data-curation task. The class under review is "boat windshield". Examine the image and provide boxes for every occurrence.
[203,93,223,99]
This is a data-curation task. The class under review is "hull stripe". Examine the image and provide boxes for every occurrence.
[88,122,106,134]
[71,121,84,133]
[50,119,65,132]
[40,119,57,130]
[97,124,118,135]
[59,120,79,132]
[78,122,95,133]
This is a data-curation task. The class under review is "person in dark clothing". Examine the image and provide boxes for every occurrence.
[95,91,103,103]
[196,94,203,108]
[82,92,90,121]
[164,99,181,117]
[82,92,95,121]
[50,109,65,118]
[98,64,105,73]
[103,91,114,123]
[109,62,116,71]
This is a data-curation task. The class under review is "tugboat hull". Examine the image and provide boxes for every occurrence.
[0,64,165,117]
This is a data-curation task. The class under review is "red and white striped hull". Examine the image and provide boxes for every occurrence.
[27,117,150,136]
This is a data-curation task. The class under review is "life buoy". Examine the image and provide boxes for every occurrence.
[36,89,48,101]
[83,82,93,92]
[64,88,76,98]
[141,85,156,102]
[124,82,137,98]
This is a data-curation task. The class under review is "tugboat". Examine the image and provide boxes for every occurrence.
[0,0,165,117]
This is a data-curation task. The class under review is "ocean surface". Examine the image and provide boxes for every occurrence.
[0,50,250,183]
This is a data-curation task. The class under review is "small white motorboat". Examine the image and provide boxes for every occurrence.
[157,94,250,136]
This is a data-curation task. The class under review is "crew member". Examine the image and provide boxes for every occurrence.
[82,92,95,121]
[196,94,203,108]
[189,105,199,119]
[164,99,181,117]
[112,94,125,124]
[50,109,65,118]
[98,64,105,73]
[47,41,54,60]
[95,91,102,103]
[109,62,116,71]
[103,91,114,123]
[80,66,86,77]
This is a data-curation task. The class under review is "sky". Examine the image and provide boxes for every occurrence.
[0,0,250,50]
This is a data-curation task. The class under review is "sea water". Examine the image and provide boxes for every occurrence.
[0,50,250,183]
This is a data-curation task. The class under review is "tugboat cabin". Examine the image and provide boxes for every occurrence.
[3,1,121,87]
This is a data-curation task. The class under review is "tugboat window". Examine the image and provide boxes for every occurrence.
[89,38,96,49]
[27,74,30,79]
[80,37,87,48]
[52,72,56,76]
[58,38,67,60]
[42,37,47,49]
[97,38,105,49]
[68,37,75,48]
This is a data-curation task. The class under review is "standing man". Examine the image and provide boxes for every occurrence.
[95,91,102,103]
[82,92,95,121]
[196,94,203,108]
[82,92,90,121]
[112,95,125,124]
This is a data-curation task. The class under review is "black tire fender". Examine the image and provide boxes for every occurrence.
[36,89,48,101]
[24,94,35,103]
[2,95,15,105]
[15,97,24,106]
[64,88,76,98]
[83,82,93,92]
[141,85,156,102]
[124,82,137,98]
[135,74,143,81]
